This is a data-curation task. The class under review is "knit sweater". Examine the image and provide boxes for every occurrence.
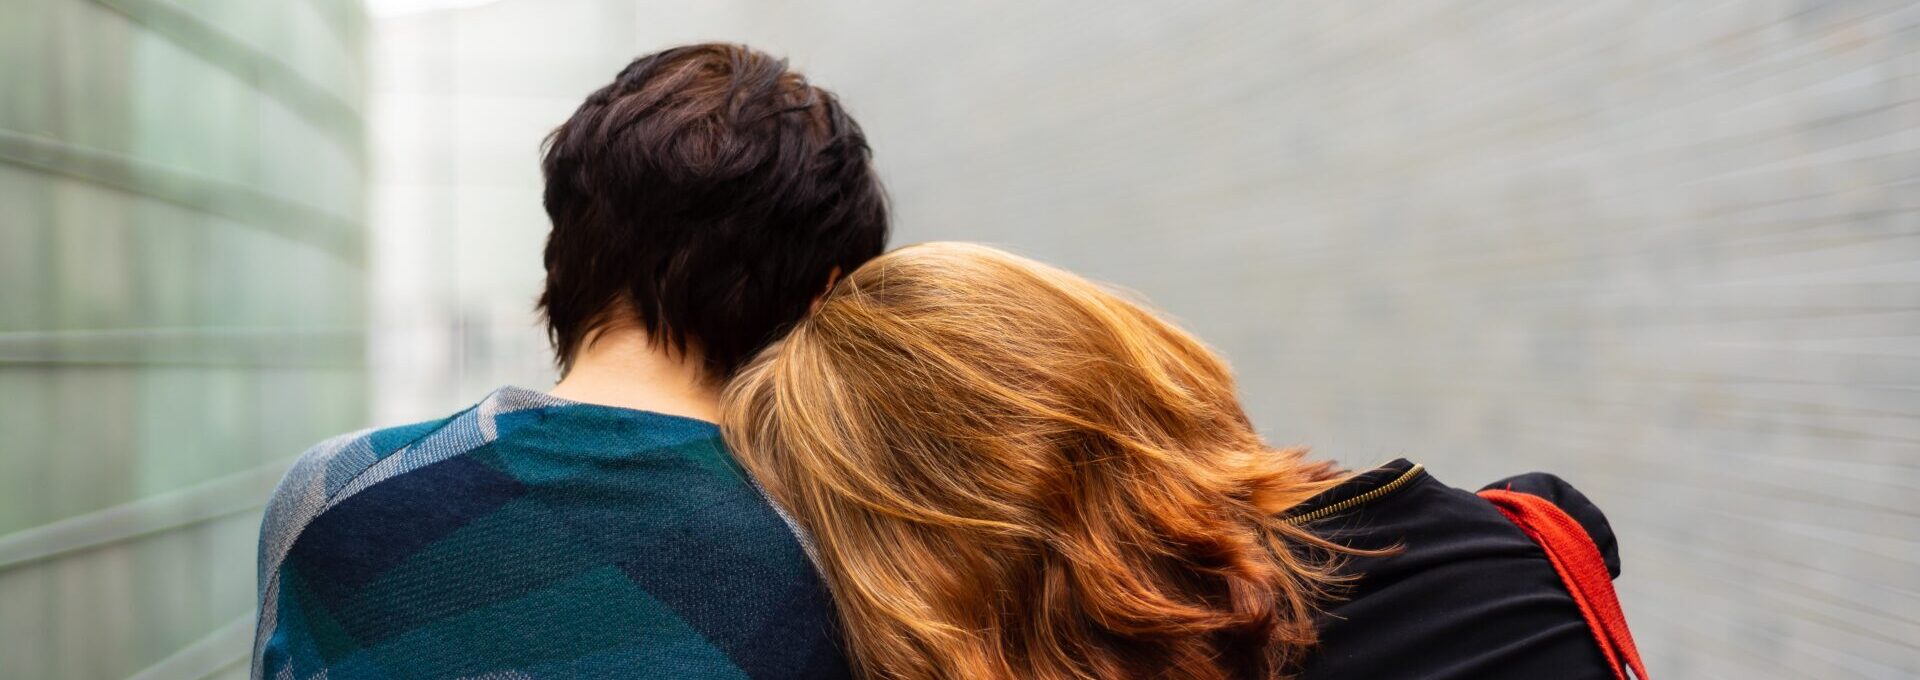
[252,386,849,679]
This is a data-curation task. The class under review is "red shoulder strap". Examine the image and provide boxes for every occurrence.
[1478,488,1649,680]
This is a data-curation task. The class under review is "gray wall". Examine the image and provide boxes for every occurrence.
[373,1,1919,677]
[0,0,368,677]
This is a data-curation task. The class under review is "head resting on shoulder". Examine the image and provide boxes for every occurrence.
[723,242,1349,680]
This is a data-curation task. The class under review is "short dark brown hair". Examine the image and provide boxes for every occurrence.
[539,43,889,377]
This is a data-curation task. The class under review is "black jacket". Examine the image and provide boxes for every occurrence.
[1291,459,1623,680]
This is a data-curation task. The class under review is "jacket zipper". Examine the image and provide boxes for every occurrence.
[1283,464,1426,526]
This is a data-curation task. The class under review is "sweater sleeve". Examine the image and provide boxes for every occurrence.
[1480,472,1621,578]
[253,429,376,678]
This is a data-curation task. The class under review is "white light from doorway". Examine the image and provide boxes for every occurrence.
[363,0,509,18]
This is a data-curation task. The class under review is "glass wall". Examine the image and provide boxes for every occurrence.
[0,0,368,677]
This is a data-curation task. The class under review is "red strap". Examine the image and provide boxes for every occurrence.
[1478,489,1649,680]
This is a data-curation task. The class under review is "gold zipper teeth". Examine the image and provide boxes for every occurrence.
[1283,464,1426,526]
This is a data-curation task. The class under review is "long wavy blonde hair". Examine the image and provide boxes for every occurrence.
[722,242,1349,680]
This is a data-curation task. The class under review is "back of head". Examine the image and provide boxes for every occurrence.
[723,243,1346,680]
[541,43,889,377]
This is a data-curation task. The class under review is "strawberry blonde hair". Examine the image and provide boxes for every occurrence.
[722,242,1349,680]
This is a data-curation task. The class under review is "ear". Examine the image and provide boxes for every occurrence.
[809,267,843,315]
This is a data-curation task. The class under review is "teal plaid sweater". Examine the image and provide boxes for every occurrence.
[252,386,849,679]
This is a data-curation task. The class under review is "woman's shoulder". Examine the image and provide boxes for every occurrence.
[1478,471,1620,577]
[1285,460,1619,576]
[1290,460,1623,680]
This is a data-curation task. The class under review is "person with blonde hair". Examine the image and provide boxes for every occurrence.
[722,242,1642,680]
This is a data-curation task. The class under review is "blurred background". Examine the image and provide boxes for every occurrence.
[3,0,1918,677]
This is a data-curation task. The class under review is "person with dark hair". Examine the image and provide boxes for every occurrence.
[252,43,885,679]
